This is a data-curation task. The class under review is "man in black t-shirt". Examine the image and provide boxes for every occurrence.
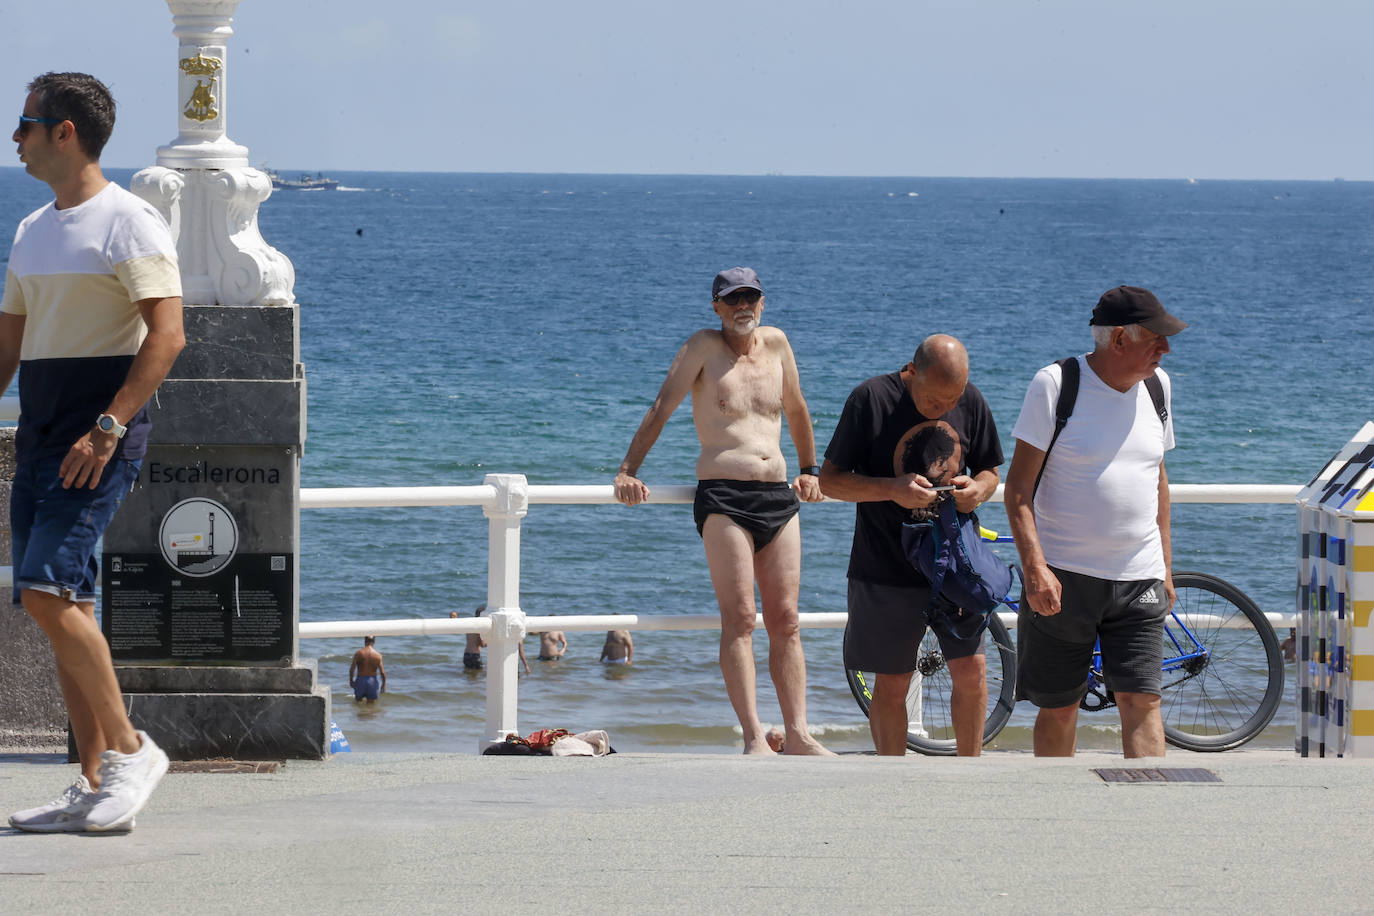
[820,334,1003,755]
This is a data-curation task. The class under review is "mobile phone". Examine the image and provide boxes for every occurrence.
[930,484,958,492]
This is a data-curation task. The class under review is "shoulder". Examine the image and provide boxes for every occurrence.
[960,381,993,410]
[759,325,791,348]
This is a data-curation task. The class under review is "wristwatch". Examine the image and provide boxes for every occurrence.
[800,465,821,477]
[96,413,127,439]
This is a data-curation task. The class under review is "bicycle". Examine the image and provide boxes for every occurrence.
[846,538,1285,754]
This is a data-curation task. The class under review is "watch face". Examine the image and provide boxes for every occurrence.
[98,416,114,431]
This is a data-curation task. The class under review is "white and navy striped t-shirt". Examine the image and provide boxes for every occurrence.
[1,182,181,463]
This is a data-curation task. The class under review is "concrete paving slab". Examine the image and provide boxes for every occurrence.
[1,749,1369,914]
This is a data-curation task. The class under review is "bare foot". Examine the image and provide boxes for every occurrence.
[782,731,838,757]
[743,735,777,755]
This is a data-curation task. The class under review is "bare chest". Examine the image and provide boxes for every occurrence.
[701,351,783,419]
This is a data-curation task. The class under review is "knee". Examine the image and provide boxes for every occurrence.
[720,611,757,639]
[1038,704,1078,725]
[1115,692,1161,713]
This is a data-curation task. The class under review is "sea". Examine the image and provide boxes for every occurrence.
[2,167,1370,755]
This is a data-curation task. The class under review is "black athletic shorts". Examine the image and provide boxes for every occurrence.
[693,479,800,553]
[1014,566,1166,708]
[843,578,984,674]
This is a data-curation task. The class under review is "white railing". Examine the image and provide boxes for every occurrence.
[295,476,1300,750]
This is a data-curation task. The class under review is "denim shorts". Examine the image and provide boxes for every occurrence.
[11,455,141,605]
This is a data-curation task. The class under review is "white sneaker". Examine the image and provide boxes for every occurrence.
[82,731,169,832]
[9,775,100,833]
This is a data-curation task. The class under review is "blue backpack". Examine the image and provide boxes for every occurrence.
[901,497,1017,638]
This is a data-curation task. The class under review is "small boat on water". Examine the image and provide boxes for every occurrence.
[264,168,339,190]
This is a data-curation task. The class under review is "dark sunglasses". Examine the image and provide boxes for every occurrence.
[716,289,762,307]
[18,114,62,134]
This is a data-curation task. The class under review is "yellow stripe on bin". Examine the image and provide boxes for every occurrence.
[1353,656,1374,681]
[1358,601,1374,629]
[1358,491,1374,513]
[1353,710,1374,737]
[1356,545,1374,572]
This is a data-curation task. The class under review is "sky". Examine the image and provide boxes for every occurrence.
[1,0,1370,179]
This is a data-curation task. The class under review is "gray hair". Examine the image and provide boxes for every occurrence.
[1091,323,1146,349]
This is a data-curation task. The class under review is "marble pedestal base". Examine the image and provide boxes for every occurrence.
[69,661,332,761]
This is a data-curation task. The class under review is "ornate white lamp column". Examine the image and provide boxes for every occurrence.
[131,0,293,308]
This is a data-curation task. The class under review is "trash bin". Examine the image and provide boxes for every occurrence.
[1296,421,1374,757]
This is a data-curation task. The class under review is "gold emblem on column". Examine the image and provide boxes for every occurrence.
[179,51,222,123]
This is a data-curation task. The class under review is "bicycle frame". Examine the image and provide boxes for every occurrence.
[1082,608,1209,711]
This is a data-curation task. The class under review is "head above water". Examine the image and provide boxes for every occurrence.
[24,72,115,160]
[363,635,375,646]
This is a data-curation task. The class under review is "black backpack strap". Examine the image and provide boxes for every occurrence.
[1032,357,1079,499]
[1144,370,1167,424]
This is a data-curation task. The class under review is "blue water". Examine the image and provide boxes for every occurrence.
[3,168,1370,753]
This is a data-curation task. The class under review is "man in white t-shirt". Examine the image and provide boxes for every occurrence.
[1003,286,1187,757]
[4,72,184,832]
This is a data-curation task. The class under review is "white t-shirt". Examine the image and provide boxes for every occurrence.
[1011,355,1175,580]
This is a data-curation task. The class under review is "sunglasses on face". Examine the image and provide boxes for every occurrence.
[18,114,62,134]
[716,289,762,307]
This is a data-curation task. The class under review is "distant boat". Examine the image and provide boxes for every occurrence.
[264,168,339,191]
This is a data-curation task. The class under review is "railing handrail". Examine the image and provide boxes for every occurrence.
[298,482,1301,509]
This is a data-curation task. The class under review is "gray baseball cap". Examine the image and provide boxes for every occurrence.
[712,267,763,300]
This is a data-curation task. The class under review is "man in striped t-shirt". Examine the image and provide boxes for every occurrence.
[3,72,184,833]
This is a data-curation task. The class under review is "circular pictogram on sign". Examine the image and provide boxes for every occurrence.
[158,497,239,577]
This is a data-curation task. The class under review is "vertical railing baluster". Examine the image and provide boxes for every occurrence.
[481,474,528,749]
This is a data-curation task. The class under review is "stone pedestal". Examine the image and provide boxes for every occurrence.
[0,428,66,751]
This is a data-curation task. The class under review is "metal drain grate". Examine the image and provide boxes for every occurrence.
[1094,767,1220,783]
[168,760,282,774]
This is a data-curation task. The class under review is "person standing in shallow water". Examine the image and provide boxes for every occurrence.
[614,266,833,756]
[350,636,387,702]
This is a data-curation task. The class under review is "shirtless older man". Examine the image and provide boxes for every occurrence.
[614,267,831,755]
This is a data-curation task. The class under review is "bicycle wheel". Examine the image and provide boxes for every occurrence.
[1160,571,1284,752]
[845,611,1017,755]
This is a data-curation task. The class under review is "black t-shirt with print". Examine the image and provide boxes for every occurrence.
[824,371,1004,586]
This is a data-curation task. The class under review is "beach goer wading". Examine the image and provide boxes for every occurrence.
[819,334,1003,756]
[1004,286,1186,757]
[350,636,387,702]
[5,72,184,833]
[614,266,832,756]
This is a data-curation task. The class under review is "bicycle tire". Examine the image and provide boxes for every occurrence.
[1160,571,1284,752]
[845,611,1017,755]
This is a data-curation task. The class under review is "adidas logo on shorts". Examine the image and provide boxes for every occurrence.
[1138,588,1160,604]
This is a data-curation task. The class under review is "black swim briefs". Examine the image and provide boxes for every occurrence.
[692,479,800,553]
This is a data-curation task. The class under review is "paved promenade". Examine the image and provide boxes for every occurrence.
[1,748,1369,914]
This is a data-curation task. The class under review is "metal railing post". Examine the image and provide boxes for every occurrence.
[480,473,528,749]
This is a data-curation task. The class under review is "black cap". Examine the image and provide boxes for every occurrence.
[1090,286,1188,336]
[712,267,763,300]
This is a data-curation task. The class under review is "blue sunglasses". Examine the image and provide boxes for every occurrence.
[18,114,63,133]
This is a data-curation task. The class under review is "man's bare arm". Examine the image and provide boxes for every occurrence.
[348,655,358,686]
[1004,439,1061,617]
[379,658,387,692]
[60,295,185,489]
[776,332,822,502]
[1157,459,1175,608]
[818,459,943,510]
[614,334,707,505]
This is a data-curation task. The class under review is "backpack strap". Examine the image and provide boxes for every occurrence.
[1144,371,1167,424]
[1032,357,1079,499]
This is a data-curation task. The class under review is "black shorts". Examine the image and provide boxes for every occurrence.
[1015,566,1166,708]
[843,578,984,674]
[693,479,800,553]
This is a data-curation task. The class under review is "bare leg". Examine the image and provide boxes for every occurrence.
[701,515,772,755]
[1116,691,1165,757]
[755,517,833,756]
[946,653,987,757]
[22,590,139,758]
[869,672,914,755]
[1033,703,1079,756]
[55,603,108,788]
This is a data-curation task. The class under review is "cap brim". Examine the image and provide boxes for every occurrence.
[1141,313,1189,336]
[714,283,763,298]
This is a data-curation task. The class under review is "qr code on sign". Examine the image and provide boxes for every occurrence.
[271,556,286,571]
